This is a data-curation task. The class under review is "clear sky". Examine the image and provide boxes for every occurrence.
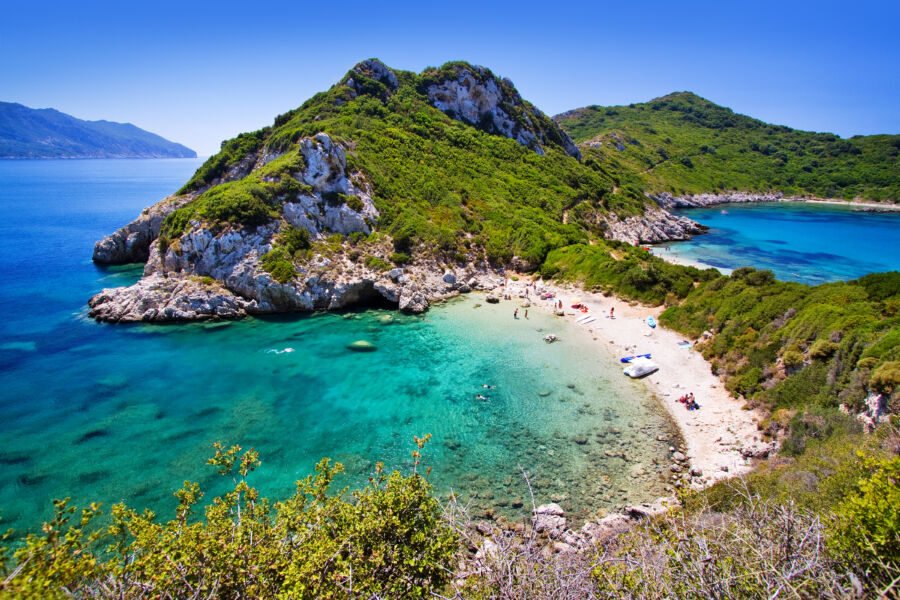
[3,0,898,156]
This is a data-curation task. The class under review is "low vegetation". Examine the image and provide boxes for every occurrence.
[3,433,898,598]
[542,241,718,305]
[659,270,900,422]
[0,440,457,599]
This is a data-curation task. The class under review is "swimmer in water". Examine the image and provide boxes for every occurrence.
[477,394,489,401]
[482,384,495,389]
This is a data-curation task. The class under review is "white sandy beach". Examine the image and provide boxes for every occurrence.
[496,276,764,485]
[647,246,731,274]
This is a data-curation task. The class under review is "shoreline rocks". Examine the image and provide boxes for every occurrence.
[651,191,788,209]
[604,206,707,245]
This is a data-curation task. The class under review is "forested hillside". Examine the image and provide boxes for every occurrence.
[556,92,900,201]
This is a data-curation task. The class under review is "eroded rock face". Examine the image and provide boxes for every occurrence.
[426,64,580,159]
[90,132,397,322]
[345,58,399,95]
[87,274,252,322]
[281,134,379,237]
[604,206,708,245]
[92,195,194,264]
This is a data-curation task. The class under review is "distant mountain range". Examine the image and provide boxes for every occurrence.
[0,102,196,158]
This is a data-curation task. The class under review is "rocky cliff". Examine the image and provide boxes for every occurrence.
[422,63,581,159]
[603,206,708,246]
[89,131,504,322]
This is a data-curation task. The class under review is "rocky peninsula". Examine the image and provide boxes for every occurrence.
[88,60,715,323]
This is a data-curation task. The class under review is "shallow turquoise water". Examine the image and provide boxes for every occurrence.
[0,159,676,533]
[665,202,900,284]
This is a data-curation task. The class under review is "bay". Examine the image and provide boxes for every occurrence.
[0,159,675,533]
[665,202,900,284]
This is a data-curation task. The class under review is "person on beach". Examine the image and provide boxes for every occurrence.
[524,309,528,319]
[514,308,518,318]
[609,307,615,319]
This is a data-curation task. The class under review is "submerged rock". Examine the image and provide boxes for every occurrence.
[347,340,377,352]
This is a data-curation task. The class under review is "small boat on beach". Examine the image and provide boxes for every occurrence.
[623,357,659,378]
[620,353,651,363]
[647,316,657,328]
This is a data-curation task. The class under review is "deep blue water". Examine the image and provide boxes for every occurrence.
[0,159,676,534]
[663,202,900,284]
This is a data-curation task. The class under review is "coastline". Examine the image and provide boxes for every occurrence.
[492,276,763,486]
[647,246,732,274]
[799,198,900,211]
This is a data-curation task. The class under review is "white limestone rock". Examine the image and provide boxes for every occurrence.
[426,64,580,159]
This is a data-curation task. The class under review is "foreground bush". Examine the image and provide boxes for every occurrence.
[0,439,457,599]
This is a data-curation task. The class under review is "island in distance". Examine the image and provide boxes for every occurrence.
[0,101,196,158]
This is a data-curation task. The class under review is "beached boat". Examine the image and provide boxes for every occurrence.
[647,316,657,328]
[623,357,659,378]
[620,353,651,363]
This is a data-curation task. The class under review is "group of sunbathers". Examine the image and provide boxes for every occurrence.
[678,392,700,411]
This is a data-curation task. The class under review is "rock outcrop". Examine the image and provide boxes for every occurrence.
[92,195,193,264]
[89,132,407,322]
[425,63,580,159]
[87,274,252,322]
[651,191,787,209]
[344,58,399,96]
[604,206,708,245]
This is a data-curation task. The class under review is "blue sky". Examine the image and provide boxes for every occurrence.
[3,0,898,155]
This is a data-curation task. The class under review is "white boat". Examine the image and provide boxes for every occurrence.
[623,357,659,378]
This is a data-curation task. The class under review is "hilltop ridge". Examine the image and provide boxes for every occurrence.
[555,92,900,201]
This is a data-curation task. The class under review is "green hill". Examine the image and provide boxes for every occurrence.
[0,101,196,158]
[555,92,900,202]
[160,60,649,269]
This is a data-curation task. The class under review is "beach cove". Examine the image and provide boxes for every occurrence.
[488,277,765,483]
[0,159,765,536]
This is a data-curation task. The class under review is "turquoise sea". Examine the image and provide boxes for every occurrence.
[664,202,900,284]
[0,159,677,534]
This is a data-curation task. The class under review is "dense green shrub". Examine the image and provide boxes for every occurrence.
[544,242,714,305]
[279,225,311,253]
[829,455,900,573]
[870,361,900,394]
[390,252,410,265]
[810,339,839,359]
[260,247,295,283]
[364,256,391,271]
[782,349,804,368]
[0,442,457,599]
[659,269,900,413]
